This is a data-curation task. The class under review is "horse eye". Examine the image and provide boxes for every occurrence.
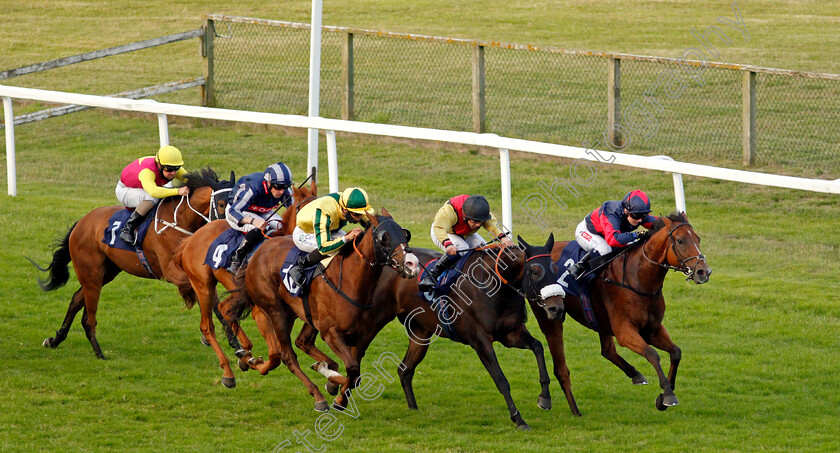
[677,239,684,244]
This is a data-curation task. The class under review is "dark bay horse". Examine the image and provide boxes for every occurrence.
[31,167,231,359]
[222,209,419,411]
[167,177,319,388]
[534,211,711,410]
[372,235,578,430]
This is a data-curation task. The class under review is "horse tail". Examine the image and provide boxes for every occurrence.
[220,263,253,322]
[27,222,77,291]
[167,241,198,309]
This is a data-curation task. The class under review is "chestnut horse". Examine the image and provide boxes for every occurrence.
[167,176,319,388]
[31,168,232,359]
[372,234,578,430]
[533,212,711,410]
[222,209,419,411]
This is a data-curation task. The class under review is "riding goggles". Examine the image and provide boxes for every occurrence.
[161,165,181,172]
[270,183,290,191]
[629,212,647,220]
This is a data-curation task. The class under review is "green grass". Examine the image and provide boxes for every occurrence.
[1,2,840,452]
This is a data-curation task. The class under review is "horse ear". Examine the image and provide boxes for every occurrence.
[517,235,531,249]
[545,232,554,251]
[229,171,236,188]
[380,207,390,217]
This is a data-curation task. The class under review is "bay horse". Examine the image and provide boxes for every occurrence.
[372,234,578,430]
[533,211,711,410]
[222,209,419,411]
[31,167,232,359]
[167,176,319,388]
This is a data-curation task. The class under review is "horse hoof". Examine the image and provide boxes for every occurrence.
[516,423,532,431]
[538,396,552,410]
[332,400,347,412]
[234,349,250,359]
[632,374,648,385]
[221,376,236,389]
[238,357,250,372]
[655,393,677,410]
[42,338,53,348]
[200,337,211,347]
[325,381,340,396]
[248,356,263,366]
[314,401,330,412]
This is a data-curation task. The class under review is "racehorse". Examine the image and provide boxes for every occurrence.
[533,211,711,410]
[373,234,578,430]
[167,176,319,388]
[222,209,419,411]
[31,167,232,359]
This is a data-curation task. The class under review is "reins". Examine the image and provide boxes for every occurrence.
[154,187,230,236]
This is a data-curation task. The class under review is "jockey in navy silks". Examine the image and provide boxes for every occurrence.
[567,190,657,280]
[225,162,294,271]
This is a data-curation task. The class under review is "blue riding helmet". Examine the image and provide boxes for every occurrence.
[622,190,651,214]
[264,162,293,187]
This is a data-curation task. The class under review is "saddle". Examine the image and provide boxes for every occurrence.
[102,208,156,251]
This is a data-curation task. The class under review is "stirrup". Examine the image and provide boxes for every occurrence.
[119,228,137,245]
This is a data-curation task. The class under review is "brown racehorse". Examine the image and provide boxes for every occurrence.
[222,209,420,411]
[31,168,232,359]
[372,234,578,430]
[533,211,711,410]
[167,176,320,388]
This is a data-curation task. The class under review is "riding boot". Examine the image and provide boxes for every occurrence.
[568,251,593,280]
[288,249,326,287]
[119,200,155,245]
[230,229,265,273]
[418,252,457,292]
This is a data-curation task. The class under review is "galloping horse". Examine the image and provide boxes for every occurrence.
[223,209,419,411]
[167,176,318,388]
[373,235,578,430]
[533,211,710,410]
[31,167,231,359]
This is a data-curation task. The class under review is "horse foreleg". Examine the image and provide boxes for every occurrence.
[398,324,432,410]
[296,323,341,396]
[271,312,329,412]
[470,336,530,430]
[44,288,85,349]
[648,325,681,392]
[599,333,647,385]
[320,327,359,410]
[615,327,677,410]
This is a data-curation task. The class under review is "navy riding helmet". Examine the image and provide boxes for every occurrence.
[622,190,651,214]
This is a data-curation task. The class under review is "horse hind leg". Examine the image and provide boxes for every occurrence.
[295,323,342,395]
[77,265,120,359]
[44,288,85,349]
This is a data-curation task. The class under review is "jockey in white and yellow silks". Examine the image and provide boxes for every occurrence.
[115,145,190,245]
[287,187,374,286]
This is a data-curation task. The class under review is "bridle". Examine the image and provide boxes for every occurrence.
[641,222,707,280]
[488,245,565,309]
[154,186,230,236]
[352,218,413,274]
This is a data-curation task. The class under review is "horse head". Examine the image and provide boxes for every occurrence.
[518,233,567,321]
[647,212,711,284]
[360,207,420,279]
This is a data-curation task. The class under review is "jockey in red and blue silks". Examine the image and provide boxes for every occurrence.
[225,162,294,270]
[568,190,656,279]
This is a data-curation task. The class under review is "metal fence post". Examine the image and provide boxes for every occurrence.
[742,70,756,166]
[342,32,355,121]
[607,56,622,147]
[201,18,216,107]
[3,97,16,196]
[472,45,486,133]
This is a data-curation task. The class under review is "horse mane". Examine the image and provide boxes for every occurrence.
[646,211,688,239]
[183,167,221,191]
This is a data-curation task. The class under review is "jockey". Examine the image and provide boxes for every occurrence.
[418,194,514,292]
[287,187,374,286]
[226,162,294,271]
[567,190,657,279]
[115,145,190,245]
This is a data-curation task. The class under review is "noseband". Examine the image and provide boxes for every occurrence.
[353,219,412,273]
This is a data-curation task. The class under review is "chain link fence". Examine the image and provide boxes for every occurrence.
[204,15,840,178]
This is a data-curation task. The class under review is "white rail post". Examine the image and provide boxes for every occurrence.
[3,97,16,196]
[499,147,513,232]
[653,155,686,213]
[157,113,169,147]
[326,129,339,193]
[307,0,323,178]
